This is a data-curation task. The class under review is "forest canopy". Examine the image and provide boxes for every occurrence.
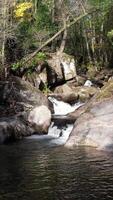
[0,0,113,78]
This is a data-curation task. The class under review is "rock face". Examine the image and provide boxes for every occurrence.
[9,76,48,107]
[28,106,51,133]
[0,116,34,144]
[23,64,48,90]
[65,99,113,150]
[0,76,50,143]
[65,80,113,151]
[47,52,77,87]
[22,52,77,89]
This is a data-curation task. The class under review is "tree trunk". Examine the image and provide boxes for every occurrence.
[23,11,92,64]
[59,19,67,53]
[1,0,7,78]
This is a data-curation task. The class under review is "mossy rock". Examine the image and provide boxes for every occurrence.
[95,80,113,101]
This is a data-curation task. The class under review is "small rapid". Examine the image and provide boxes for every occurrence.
[48,96,82,115]
[47,97,82,145]
[27,97,82,145]
[48,122,73,145]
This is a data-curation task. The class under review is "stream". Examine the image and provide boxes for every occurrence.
[0,98,113,200]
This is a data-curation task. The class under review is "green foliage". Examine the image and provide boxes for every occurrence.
[14,1,56,57]
[34,4,52,30]
[35,52,46,61]
[11,61,22,71]
[107,30,113,39]
[11,52,46,74]
[42,83,51,95]
[29,52,47,69]
[2,0,113,75]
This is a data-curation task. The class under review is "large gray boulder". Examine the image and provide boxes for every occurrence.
[65,80,113,151]
[0,76,50,143]
[47,52,77,86]
[65,98,113,151]
[28,105,51,134]
[0,116,34,144]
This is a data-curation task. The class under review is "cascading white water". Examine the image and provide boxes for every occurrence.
[47,97,83,145]
[48,123,73,145]
[48,96,82,115]
[27,97,82,146]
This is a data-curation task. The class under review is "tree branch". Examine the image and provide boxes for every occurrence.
[23,10,96,64]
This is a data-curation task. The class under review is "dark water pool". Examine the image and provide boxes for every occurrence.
[0,137,113,200]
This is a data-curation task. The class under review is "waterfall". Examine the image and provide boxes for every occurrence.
[48,96,82,115]
[48,122,73,145]
[27,97,82,146]
[47,97,83,145]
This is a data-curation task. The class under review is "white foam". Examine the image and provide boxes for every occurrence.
[27,97,82,146]
[48,124,73,145]
[48,97,82,115]
[84,80,93,87]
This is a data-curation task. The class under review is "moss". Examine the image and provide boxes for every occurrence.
[95,80,113,101]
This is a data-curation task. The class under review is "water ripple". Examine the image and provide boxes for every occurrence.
[0,140,113,200]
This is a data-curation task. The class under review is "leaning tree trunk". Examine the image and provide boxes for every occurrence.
[23,11,91,64]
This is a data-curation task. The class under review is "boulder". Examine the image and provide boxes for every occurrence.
[22,52,77,88]
[23,67,47,90]
[65,98,113,151]
[0,116,34,144]
[47,52,77,87]
[0,76,48,111]
[65,79,113,151]
[53,83,98,103]
[72,85,99,102]
[0,77,50,143]
[28,105,51,134]
[53,84,78,103]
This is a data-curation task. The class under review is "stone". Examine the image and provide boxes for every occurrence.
[47,52,77,87]
[84,80,93,87]
[0,76,50,143]
[0,116,33,144]
[0,76,48,110]
[65,80,113,151]
[65,98,113,151]
[61,58,76,80]
[53,84,78,103]
[28,105,51,134]
[53,84,98,103]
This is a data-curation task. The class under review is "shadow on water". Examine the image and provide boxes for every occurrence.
[0,138,113,200]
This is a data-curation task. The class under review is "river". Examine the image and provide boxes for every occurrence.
[0,98,113,200]
[0,137,113,200]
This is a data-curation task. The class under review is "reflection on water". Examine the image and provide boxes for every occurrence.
[0,138,113,200]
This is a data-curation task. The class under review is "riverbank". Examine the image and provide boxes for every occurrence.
[1,62,113,151]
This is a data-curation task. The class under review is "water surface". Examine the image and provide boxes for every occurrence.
[0,137,113,200]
